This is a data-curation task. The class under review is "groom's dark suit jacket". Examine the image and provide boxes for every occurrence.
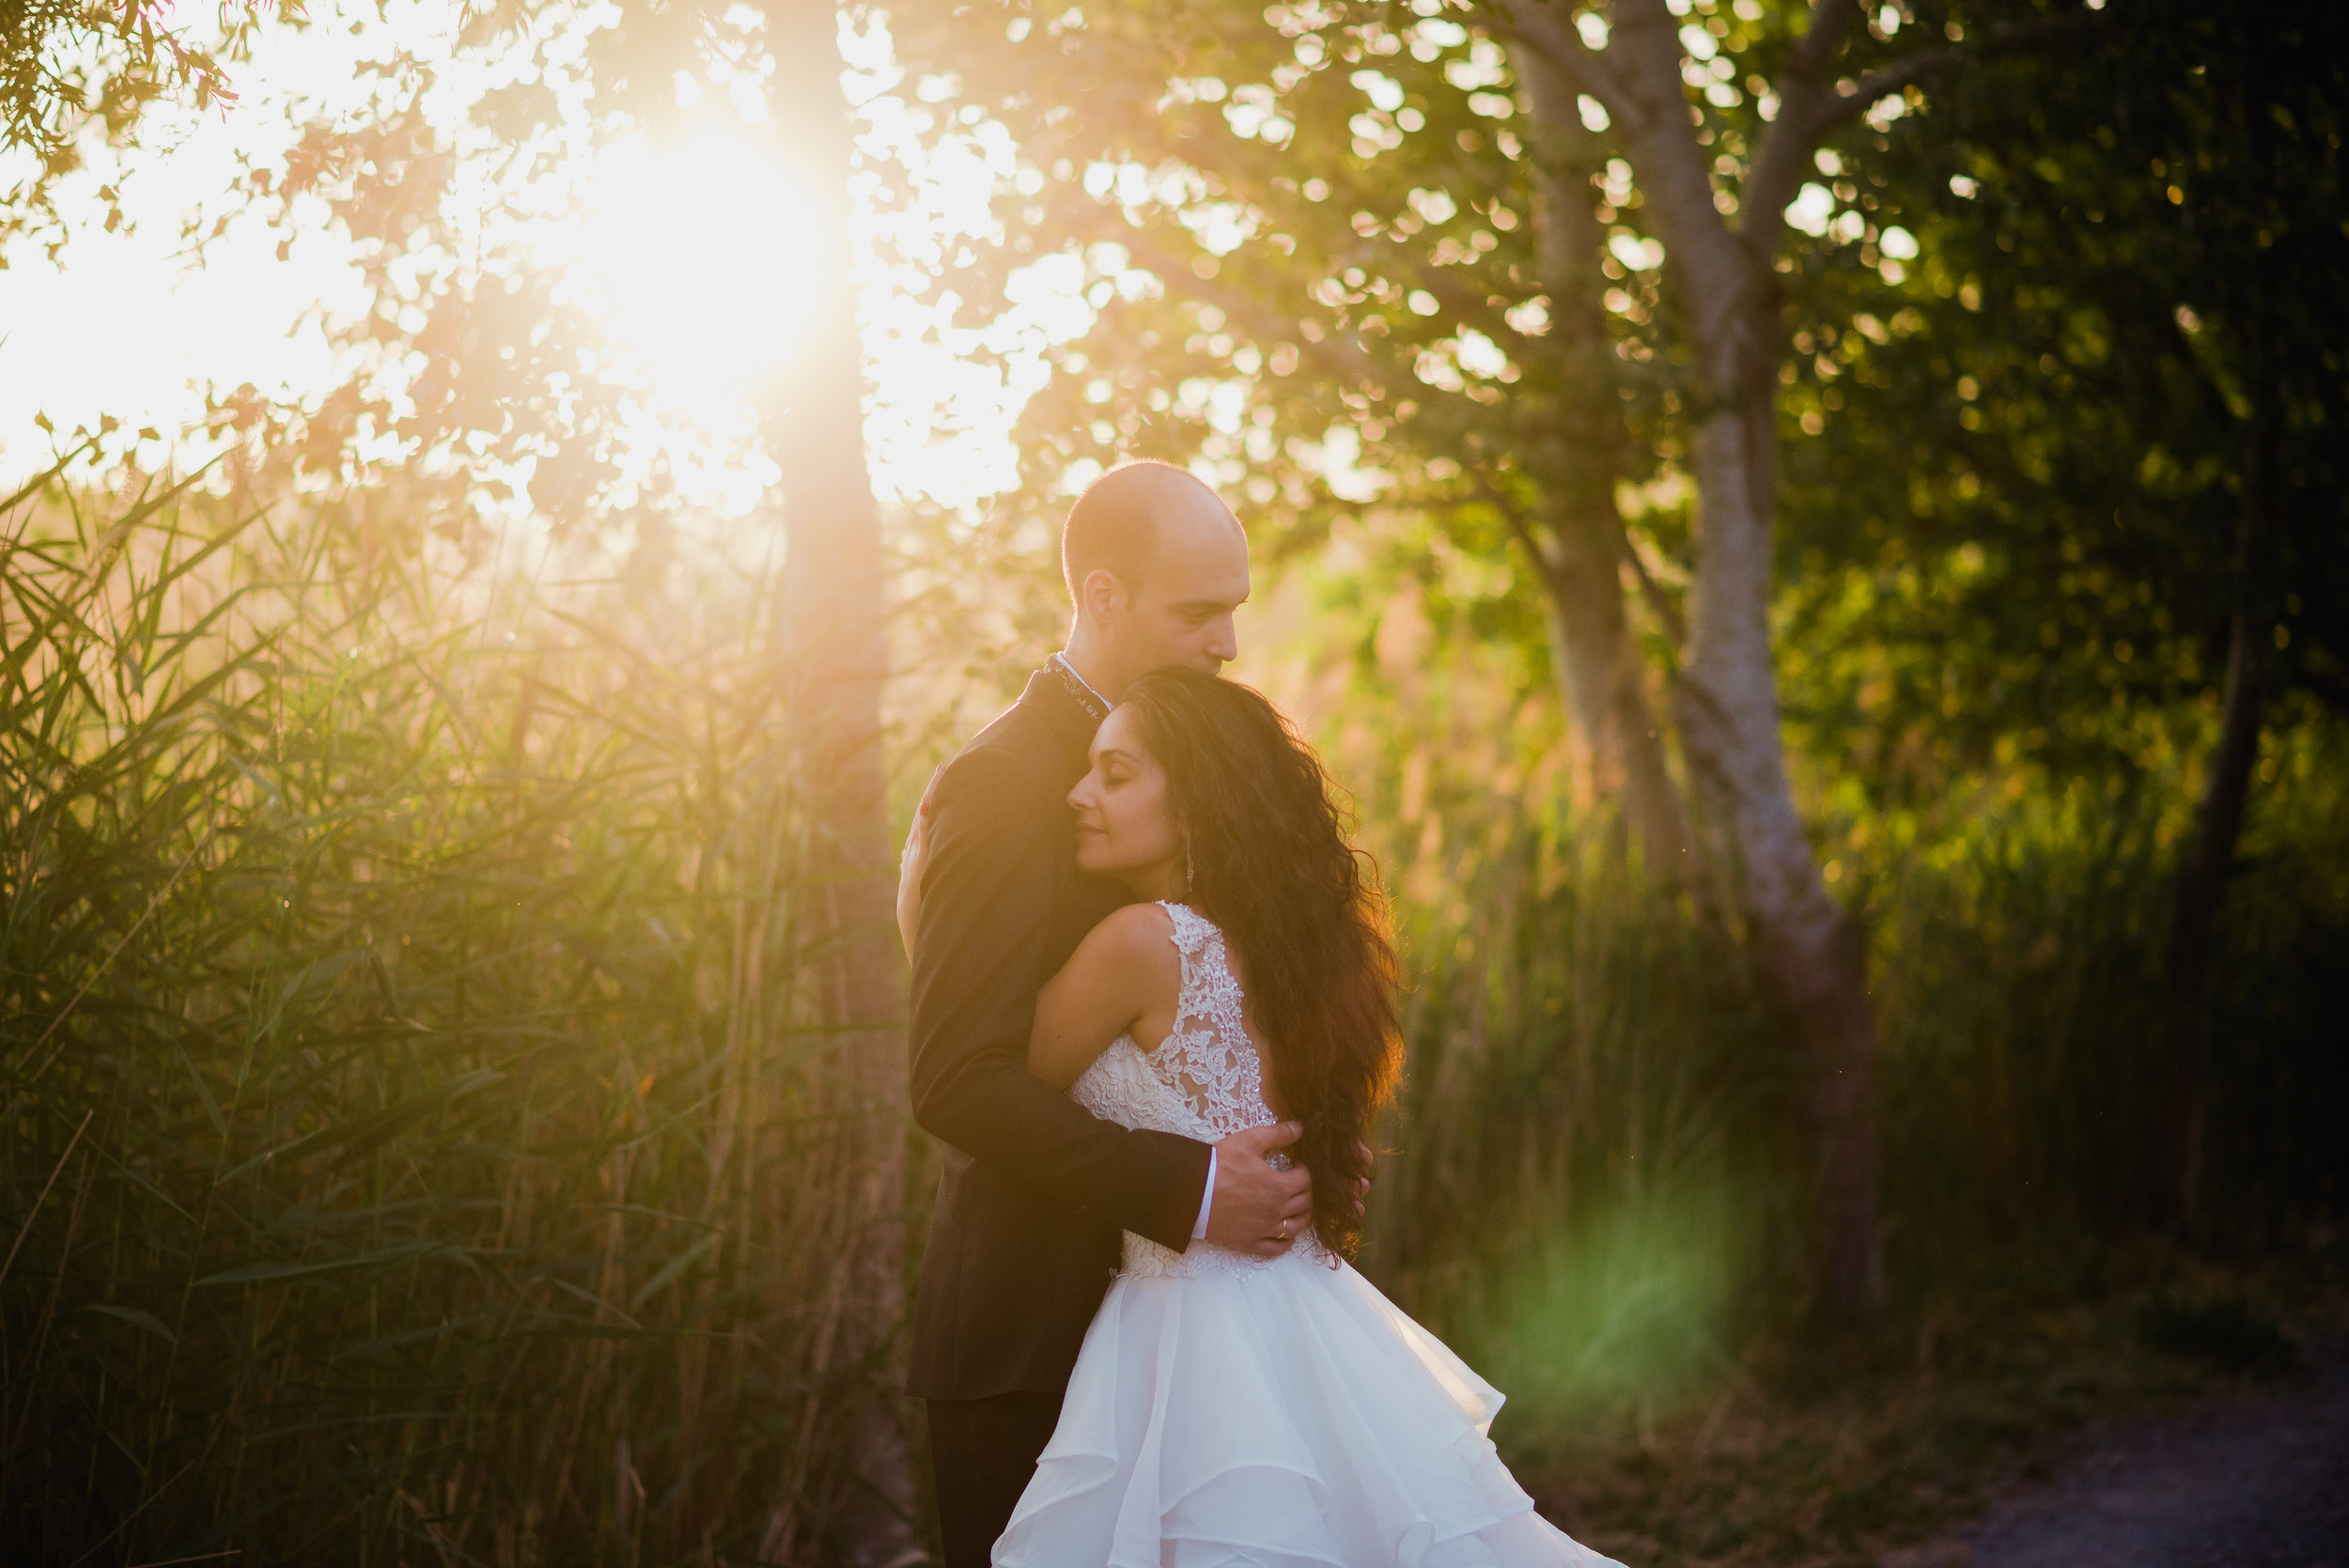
[907,665,1214,1402]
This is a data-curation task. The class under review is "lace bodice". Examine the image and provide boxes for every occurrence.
[1071,903,1315,1278]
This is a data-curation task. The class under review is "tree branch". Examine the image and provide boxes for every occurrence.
[1741,8,2098,260]
[1122,229,1547,417]
[1598,0,1766,363]
[1742,2,1883,256]
[1489,0,1639,133]
[1789,0,1869,89]
[1363,250,1524,346]
[1741,0,1867,242]
[1120,233,1396,395]
[1468,461,1560,576]
[1835,48,1957,119]
[1617,519,1688,648]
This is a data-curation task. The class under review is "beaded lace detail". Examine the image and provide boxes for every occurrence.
[1152,903,1269,1139]
[1070,902,1318,1279]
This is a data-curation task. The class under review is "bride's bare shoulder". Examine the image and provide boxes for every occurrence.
[1031,902,1184,1087]
[1067,902,1181,994]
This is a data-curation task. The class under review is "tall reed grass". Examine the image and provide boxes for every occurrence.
[1354,807,1790,1468]
[6,456,2341,1562]
[1863,732,2349,1260]
[0,461,912,1563]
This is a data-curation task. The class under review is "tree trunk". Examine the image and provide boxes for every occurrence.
[2150,23,2289,1235]
[1517,50,1703,892]
[1599,0,1887,1322]
[2155,601,2266,1226]
[1672,328,1886,1324]
[2155,318,2279,1231]
[759,0,917,1559]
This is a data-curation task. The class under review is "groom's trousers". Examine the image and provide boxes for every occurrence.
[926,1390,1064,1566]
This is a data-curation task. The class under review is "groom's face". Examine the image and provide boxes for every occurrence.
[1098,504,1250,689]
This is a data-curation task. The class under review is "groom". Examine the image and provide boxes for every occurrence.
[907,461,1315,1562]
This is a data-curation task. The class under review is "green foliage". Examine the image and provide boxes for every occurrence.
[1777,0,2349,798]
[1,0,283,248]
[0,462,908,1562]
[894,0,1622,535]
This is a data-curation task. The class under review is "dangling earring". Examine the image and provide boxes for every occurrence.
[1183,837,1195,896]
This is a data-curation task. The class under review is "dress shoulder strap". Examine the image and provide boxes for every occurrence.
[1145,902,1269,1137]
[1158,899,1220,960]
[1157,900,1233,1017]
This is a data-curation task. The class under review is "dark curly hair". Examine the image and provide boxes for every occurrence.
[1117,667,1401,1258]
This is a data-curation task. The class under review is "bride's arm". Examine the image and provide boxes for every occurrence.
[1028,903,1180,1091]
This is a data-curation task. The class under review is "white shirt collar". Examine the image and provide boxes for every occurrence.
[1049,651,1113,716]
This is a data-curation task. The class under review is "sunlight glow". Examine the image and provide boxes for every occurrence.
[568,132,838,416]
[0,0,1097,520]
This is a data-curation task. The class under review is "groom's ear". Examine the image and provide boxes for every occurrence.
[1079,567,1128,629]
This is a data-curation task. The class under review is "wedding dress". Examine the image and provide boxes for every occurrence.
[994,902,1623,1568]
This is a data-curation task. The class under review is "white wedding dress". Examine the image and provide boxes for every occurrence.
[994,902,1623,1568]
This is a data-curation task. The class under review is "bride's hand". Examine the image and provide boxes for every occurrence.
[896,767,942,961]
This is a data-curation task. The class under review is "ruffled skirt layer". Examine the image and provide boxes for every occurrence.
[993,1248,1621,1568]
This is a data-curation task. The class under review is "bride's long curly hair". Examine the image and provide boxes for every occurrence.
[1118,667,1401,1258]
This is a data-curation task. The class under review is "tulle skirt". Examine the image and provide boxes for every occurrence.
[992,1242,1622,1568]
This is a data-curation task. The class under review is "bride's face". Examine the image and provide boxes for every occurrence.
[1067,706,1185,893]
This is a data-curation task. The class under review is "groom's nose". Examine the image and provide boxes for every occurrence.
[1204,613,1237,666]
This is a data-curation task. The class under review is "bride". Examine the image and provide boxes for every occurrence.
[900,665,1621,1567]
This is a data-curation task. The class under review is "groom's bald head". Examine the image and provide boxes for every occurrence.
[1060,461,1251,691]
[1061,461,1244,605]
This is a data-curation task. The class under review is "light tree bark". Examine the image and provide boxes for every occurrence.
[1500,0,1892,1320]
[1513,46,1706,893]
[757,0,917,1558]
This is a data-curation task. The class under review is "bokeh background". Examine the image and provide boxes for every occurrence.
[2,0,2342,1562]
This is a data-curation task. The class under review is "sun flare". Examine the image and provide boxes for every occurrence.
[568,132,837,417]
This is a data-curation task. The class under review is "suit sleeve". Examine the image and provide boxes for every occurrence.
[909,745,1210,1252]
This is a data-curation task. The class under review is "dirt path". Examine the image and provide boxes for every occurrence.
[1890,1342,2349,1568]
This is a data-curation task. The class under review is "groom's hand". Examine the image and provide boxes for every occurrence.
[1206,1121,1313,1258]
[1347,1139,1375,1225]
